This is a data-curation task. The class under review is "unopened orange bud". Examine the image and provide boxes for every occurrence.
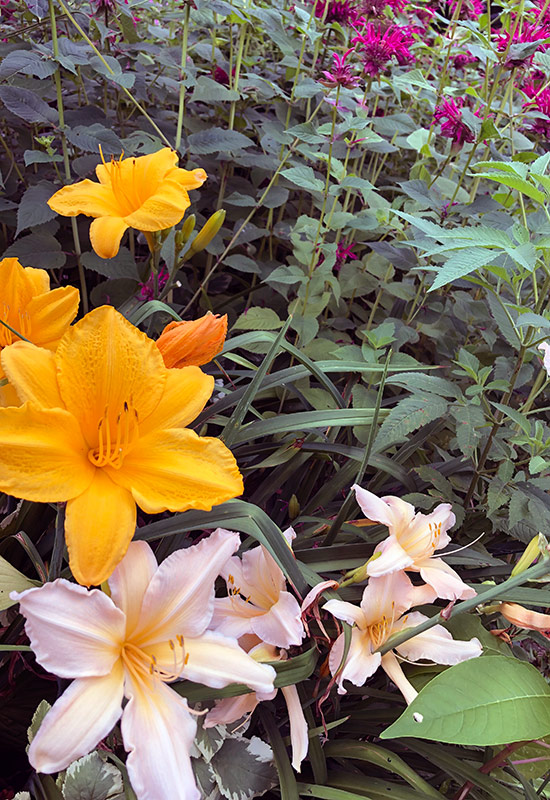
[156,312,228,369]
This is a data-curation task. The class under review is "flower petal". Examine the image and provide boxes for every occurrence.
[0,381,20,407]
[395,611,482,664]
[156,314,227,369]
[250,591,305,649]
[29,663,124,774]
[204,694,259,728]
[124,179,191,232]
[417,557,476,600]
[65,469,136,587]
[133,529,240,644]
[47,179,120,218]
[380,651,418,705]
[539,342,550,378]
[242,545,286,608]
[499,602,550,631]
[115,427,243,514]
[1,342,63,407]
[55,305,166,447]
[109,541,158,637]
[323,599,366,628]
[182,630,276,693]
[366,535,413,578]
[281,684,309,772]
[89,216,128,259]
[27,285,80,348]
[211,595,262,639]
[0,403,93,501]
[329,628,381,694]
[138,366,214,437]
[168,166,208,190]
[13,580,125,678]
[353,484,395,526]
[360,571,416,626]
[122,672,199,800]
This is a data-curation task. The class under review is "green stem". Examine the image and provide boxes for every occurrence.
[228,23,248,131]
[175,2,191,153]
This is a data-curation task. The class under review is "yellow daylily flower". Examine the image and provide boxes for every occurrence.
[47,148,207,259]
[0,306,243,586]
[0,258,79,407]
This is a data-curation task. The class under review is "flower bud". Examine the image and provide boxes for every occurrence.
[176,214,196,251]
[187,209,226,257]
[156,312,228,369]
[511,533,549,577]
[289,494,300,520]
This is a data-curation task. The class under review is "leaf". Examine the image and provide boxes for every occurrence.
[280,165,324,193]
[64,124,122,155]
[80,248,139,280]
[0,554,39,610]
[486,292,521,350]
[22,0,48,16]
[62,752,124,800]
[4,232,66,270]
[210,737,277,800]
[16,181,57,237]
[451,404,485,459]
[28,699,51,744]
[89,55,135,89]
[0,50,56,79]
[473,172,546,204]
[223,254,261,274]
[188,128,253,154]
[373,395,448,452]
[233,307,283,331]
[426,248,493,291]
[381,656,550,745]
[190,75,240,102]
[386,372,461,398]
[0,86,57,125]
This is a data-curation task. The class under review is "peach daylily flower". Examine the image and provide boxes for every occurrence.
[499,602,550,636]
[205,640,308,772]
[354,485,475,601]
[47,148,207,259]
[12,532,276,800]
[0,305,243,586]
[324,571,482,703]
[211,529,305,649]
[157,312,228,369]
[0,258,79,407]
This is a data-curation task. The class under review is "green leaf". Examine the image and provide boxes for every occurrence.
[473,172,546,204]
[386,372,461,398]
[426,248,493,291]
[4,231,65,270]
[188,127,252,154]
[64,124,122,155]
[486,292,521,350]
[0,86,57,124]
[491,401,530,435]
[223,254,261,274]
[373,395,448,452]
[280,165,324,193]
[232,408,382,443]
[233,308,283,330]
[28,699,51,744]
[16,181,57,237]
[80,248,139,280]
[0,50,56,79]
[259,708,298,800]
[62,752,124,800]
[22,0,48,17]
[89,55,135,89]
[381,656,550,745]
[209,737,277,800]
[190,75,240,102]
[0,554,39,610]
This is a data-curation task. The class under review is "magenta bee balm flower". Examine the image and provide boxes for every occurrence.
[319,50,361,88]
[433,98,480,148]
[352,21,414,76]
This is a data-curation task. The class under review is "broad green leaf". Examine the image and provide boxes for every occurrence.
[190,75,240,102]
[0,554,39,610]
[188,127,253,154]
[80,247,138,280]
[426,248,493,291]
[233,308,283,330]
[210,737,277,800]
[381,656,550,745]
[62,752,124,800]
[0,85,57,124]
[386,372,461,398]
[473,172,545,204]
[280,165,324,193]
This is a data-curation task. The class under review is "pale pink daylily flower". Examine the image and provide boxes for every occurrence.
[539,342,550,377]
[354,485,475,601]
[205,640,309,772]
[211,528,305,649]
[12,531,276,800]
[324,571,482,704]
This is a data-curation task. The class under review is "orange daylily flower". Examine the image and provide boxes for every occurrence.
[156,313,228,369]
[47,148,207,259]
[0,306,243,586]
[0,258,79,407]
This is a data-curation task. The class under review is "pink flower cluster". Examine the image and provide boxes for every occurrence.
[433,97,480,147]
[320,50,361,88]
[352,21,414,76]
[523,86,550,138]
[496,21,550,68]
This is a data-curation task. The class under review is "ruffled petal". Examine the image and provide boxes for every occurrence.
[13,580,125,677]
[360,571,416,626]
[204,694,259,728]
[133,529,240,644]
[89,216,128,259]
[26,285,80,348]
[211,595,262,639]
[124,179,191,232]
[109,541,158,637]
[55,306,166,448]
[365,536,414,578]
[328,628,380,694]
[122,672,199,800]
[242,545,286,608]
[250,591,305,649]
[1,258,38,311]
[394,611,483,665]
[353,484,395,526]
[29,663,124,774]
[47,179,120,218]
[1,342,63,407]
[23,265,50,296]
[138,366,214,437]
[323,599,366,628]
[0,381,20,407]
[182,630,276,693]
[116,427,243,514]
[168,166,208,190]
[281,684,309,772]
[417,557,476,601]
[65,469,136,587]
[0,403,93,501]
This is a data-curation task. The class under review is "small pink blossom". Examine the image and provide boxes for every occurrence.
[453,52,478,70]
[496,22,550,68]
[523,88,550,137]
[352,21,414,76]
[433,98,480,148]
[314,0,358,24]
[320,50,361,89]
[139,265,169,301]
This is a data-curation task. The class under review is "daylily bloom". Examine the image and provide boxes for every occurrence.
[211,529,305,649]
[324,571,482,703]
[498,602,550,637]
[355,485,475,601]
[539,342,550,377]
[12,532,276,800]
[156,312,228,369]
[0,258,79,407]
[0,305,243,586]
[205,639,309,772]
[47,148,207,259]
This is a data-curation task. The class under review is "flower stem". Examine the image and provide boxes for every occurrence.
[175,1,191,153]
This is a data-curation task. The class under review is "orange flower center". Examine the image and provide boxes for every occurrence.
[88,402,139,469]
[121,637,188,685]
[429,521,442,547]
[367,602,403,650]
[0,304,31,348]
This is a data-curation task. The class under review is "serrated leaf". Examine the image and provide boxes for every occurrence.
[427,248,493,291]
[16,181,57,237]
[223,254,261,274]
[4,231,66,270]
[188,128,253,154]
[0,50,56,79]
[80,248,138,280]
[28,699,51,745]
[373,395,448,452]
[486,292,521,350]
[451,404,485,459]
[0,86,57,124]
[381,656,550,745]
[280,165,324,193]
[89,55,135,89]
[0,554,39,610]
[473,172,546,204]
[234,308,283,331]
[65,124,122,155]
[62,752,123,800]
[210,737,277,800]
[386,372,461,398]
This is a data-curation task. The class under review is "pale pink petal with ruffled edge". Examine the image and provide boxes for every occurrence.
[204,693,260,728]
[109,541,158,637]
[323,598,366,628]
[366,536,414,578]
[250,590,305,648]
[281,684,309,772]
[394,611,482,664]
[328,628,381,694]
[360,571,416,626]
[417,557,476,600]
[352,484,396,526]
